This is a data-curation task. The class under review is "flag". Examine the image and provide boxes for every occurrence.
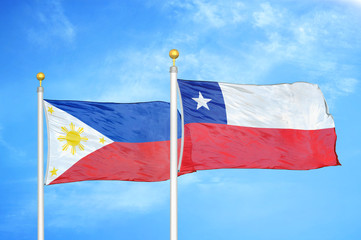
[177,79,340,172]
[44,100,188,185]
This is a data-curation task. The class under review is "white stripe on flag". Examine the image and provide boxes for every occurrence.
[219,82,335,130]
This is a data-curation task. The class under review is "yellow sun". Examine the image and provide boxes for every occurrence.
[57,123,88,155]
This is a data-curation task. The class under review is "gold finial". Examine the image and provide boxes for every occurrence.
[36,72,45,87]
[169,49,179,66]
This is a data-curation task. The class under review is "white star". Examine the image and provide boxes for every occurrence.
[192,92,212,110]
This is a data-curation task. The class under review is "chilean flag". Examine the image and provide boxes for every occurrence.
[44,100,190,185]
[178,79,340,172]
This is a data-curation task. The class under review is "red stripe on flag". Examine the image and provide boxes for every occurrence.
[49,140,192,185]
[180,123,340,172]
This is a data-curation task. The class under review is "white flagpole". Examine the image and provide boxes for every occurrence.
[37,72,45,240]
[169,49,179,240]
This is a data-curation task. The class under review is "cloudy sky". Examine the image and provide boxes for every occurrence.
[1,0,361,239]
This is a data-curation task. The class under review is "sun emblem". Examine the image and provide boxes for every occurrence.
[57,123,88,155]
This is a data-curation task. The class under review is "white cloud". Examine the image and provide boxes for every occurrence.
[0,180,169,232]
[244,3,361,99]
[95,47,171,103]
[337,78,358,93]
[192,0,245,27]
[45,181,169,228]
[179,172,299,225]
[333,0,361,7]
[27,0,75,45]
[321,77,359,101]
[62,1,360,110]
[164,0,246,28]
[253,2,283,28]
[0,191,37,235]
[318,77,359,110]
[83,0,359,103]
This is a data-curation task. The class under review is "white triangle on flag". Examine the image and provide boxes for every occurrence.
[44,101,114,185]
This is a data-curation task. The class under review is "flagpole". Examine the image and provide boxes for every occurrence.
[169,49,179,240]
[37,72,45,240]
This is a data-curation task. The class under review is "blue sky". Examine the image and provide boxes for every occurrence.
[1,0,361,239]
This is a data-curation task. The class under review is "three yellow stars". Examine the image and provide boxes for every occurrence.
[50,167,58,176]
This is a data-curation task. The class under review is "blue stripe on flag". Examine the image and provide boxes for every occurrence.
[45,100,181,143]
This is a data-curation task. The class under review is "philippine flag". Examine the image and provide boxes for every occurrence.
[44,100,189,185]
[178,79,340,172]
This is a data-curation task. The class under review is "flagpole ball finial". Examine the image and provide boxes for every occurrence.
[36,72,45,87]
[169,49,179,66]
